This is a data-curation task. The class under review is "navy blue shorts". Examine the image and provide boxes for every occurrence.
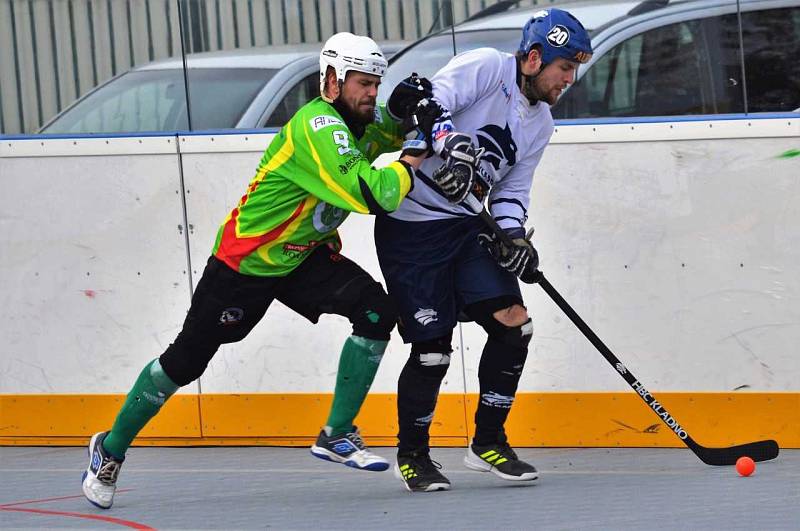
[375,215,522,343]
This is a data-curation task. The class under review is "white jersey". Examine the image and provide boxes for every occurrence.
[389,48,554,235]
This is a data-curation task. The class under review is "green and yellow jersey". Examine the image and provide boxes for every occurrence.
[212,96,411,276]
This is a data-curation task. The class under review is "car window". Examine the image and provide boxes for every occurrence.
[264,73,320,127]
[696,14,746,114]
[41,68,276,134]
[186,69,276,130]
[379,29,519,103]
[738,7,800,112]
[554,20,713,119]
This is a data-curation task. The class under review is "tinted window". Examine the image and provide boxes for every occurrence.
[696,14,746,114]
[265,73,320,127]
[554,21,713,118]
[739,7,800,112]
[380,29,519,102]
[42,68,275,133]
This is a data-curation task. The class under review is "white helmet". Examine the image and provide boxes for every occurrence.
[319,32,387,101]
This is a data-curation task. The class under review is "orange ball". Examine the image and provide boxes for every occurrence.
[736,456,756,477]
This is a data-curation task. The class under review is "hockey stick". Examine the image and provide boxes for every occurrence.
[464,194,779,466]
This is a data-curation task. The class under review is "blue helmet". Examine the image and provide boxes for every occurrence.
[518,8,593,65]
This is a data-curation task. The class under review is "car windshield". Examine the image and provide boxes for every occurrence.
[41,68,276,133]
[379,29,520,102]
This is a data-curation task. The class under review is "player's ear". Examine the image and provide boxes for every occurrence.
[526,47,543,70]
[324,67,340,100]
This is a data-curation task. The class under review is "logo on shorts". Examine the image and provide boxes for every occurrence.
[414,308,438,326]
[219,307,244,325]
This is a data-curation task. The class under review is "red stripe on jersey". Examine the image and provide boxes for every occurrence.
[215,198,307,271]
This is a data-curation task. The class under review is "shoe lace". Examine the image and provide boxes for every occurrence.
[411,453,443,474]
[96,458,122,485]
[345,431,367,451]
[497,442,519,461]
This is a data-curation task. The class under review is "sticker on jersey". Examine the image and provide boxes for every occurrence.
[546,24,570,47]
[414,308,438,326]
[219,307,244,325]
[309,115,344,131]
[432,122,453,143]
[312,201,346,233]
[373,107,383,123]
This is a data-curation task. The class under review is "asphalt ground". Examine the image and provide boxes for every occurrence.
[1,446,798,530]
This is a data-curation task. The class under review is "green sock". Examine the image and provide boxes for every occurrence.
[102,359,179,459]
[325,335,388,436]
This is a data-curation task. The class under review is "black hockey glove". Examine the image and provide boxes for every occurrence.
[387,73,433,121]
[477,227,541,284]
[400,98,443,158]
[430,133,483,203]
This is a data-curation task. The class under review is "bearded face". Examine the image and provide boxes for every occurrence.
[338,71,381,124]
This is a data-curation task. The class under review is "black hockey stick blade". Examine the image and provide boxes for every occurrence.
[688,438,779,466]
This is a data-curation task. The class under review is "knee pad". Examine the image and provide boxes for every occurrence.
[409,334,453,378]
[488,318,532,378]
[466,298,533,351]
[491,317,533,352]
[350,282,398,341]
[159,335,219,387]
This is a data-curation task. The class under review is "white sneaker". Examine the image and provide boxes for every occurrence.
[82,432,124,509]
[310,427,389,471]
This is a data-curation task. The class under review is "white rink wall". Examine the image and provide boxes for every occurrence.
[1,116,798,395]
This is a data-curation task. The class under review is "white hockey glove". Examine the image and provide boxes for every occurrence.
[477,227,541,284]
[430,133,484,203]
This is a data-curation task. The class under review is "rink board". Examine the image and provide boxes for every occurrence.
[1,115,798,447]
[0,392,797,447]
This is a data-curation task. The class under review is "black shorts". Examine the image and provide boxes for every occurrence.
[183,245,383,346]
[375,215,522,343]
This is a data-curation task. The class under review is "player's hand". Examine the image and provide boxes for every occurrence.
[387,73,433,121]
[430,133,482,203]
[477,227,541,283]
[400,98,443,158]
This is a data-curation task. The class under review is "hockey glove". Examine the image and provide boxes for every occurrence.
[400,98,443,158]
[387,73,433,121]
[430,133,483,203]
[477,227,541,284]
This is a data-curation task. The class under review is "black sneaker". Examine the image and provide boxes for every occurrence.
[394,451,451,492]
[464,440,538,481]
[310,427,389,471]
[81,431,124,509]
